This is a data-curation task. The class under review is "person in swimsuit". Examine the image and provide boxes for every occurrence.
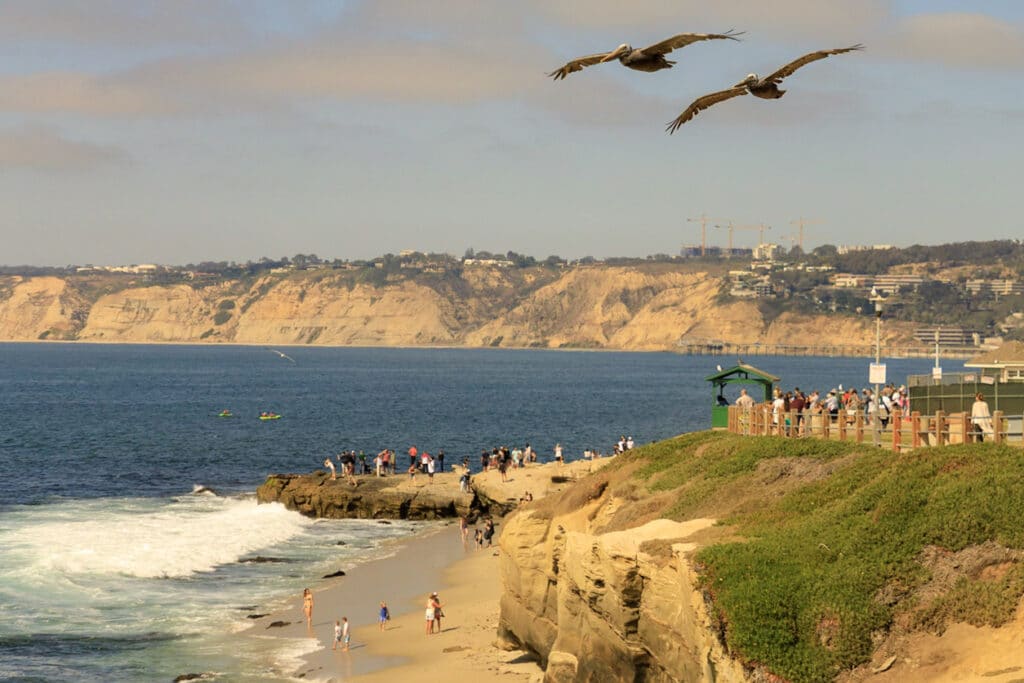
[303,588,314,628]
[379,601,390,631]
[425,594,436,635]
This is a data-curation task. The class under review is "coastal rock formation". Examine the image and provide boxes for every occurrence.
[0,266,917,349]
[499,510,749,682]
[256,471,475,520]
[256,460,600,521]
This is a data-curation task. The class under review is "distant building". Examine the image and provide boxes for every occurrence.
[872,274,923,294]
[913,326,981,347]
[753,243,781,261]
[965,279,1024,296]
[836,244,895,255]
[462,258,514,267]
[965,340,1024,382]
[833,273,870,288]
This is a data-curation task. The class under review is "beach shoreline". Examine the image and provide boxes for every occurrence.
[245,516,541,683]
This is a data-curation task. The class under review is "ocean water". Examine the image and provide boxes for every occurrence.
[0,343,956,681]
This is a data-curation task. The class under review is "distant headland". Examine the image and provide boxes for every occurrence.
[1,240,1021,353]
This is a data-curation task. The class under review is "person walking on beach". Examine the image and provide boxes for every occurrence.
[379,601,390,631]
[424,594,436,634]
[474,527,484,548]
[431,592,444,634]
[333,619,342,650]
[483,519,495,547]
[460,515,469,542]
[303,588,314,629]
[341,616,350,651]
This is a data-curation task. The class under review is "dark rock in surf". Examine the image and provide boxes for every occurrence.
[322,569,346,578]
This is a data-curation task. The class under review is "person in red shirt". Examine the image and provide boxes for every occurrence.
[408,445,418,470]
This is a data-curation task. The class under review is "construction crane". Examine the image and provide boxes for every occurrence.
[713,221,735,253]
[684,211,724,258]
[789,217,821,252]
[687,213,713,257]
[734,223,771,247]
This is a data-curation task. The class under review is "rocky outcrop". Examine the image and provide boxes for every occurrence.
[256,471,475,520]
[498,508,750,682]
[256,460,601,521]
[0,267,918,349]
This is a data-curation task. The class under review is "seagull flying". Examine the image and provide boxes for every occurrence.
[549,30,743,80]
[268,348,296,363]
[666,44,863,132]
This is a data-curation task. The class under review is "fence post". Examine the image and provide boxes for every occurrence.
[892,412,902,452]
[935,410,945,445]
[911,411,921,448]
[960,412,970,444]
[839,411,847,441]
[855,413,864,443]
[993,410,1003,444]
[822,411,830,440]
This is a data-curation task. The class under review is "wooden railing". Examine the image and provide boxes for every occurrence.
[725,405,1022,451]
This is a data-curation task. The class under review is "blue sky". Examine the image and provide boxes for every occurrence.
[1,1,1022,266]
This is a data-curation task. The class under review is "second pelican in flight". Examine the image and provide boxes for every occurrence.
[549,30,743,81]
[666,44,864,132]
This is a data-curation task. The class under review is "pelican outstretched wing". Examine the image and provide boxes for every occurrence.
[641,30,744,56]
[763,44,864,84]
[548,52,614,80]
[666,86,748,133]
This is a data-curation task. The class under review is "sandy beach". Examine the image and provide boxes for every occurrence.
[248,460,604,682]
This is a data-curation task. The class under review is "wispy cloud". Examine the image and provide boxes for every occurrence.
[883,13,1024,69]
[0,125,127,171]
[531,0,889,41]
[0,0,249,47]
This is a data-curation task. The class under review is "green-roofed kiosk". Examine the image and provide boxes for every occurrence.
[705,361,780,428]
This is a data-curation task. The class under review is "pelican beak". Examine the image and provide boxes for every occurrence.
[600,45,627,63]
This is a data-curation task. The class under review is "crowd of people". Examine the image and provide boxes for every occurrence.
[737,384,999,442]
[320,433,639,486]
[735,383,916,435]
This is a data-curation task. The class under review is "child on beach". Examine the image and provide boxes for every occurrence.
[333,620,342,650]
[379,601,390,631]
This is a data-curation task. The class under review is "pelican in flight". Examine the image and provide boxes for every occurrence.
[666,44,863,132]
[549,30,743,81]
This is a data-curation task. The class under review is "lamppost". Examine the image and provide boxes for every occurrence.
[869,290,886,445]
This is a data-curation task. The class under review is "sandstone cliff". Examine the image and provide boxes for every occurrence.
[497,465,750,683]
[0,266,917,349]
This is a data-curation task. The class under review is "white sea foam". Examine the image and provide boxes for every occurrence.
[10,497,311,579]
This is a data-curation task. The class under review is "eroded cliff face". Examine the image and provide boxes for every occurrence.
[499,505,750,682]
[0,267,917,349]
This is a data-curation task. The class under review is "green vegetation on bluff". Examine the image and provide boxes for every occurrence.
[604,433,1024,682]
